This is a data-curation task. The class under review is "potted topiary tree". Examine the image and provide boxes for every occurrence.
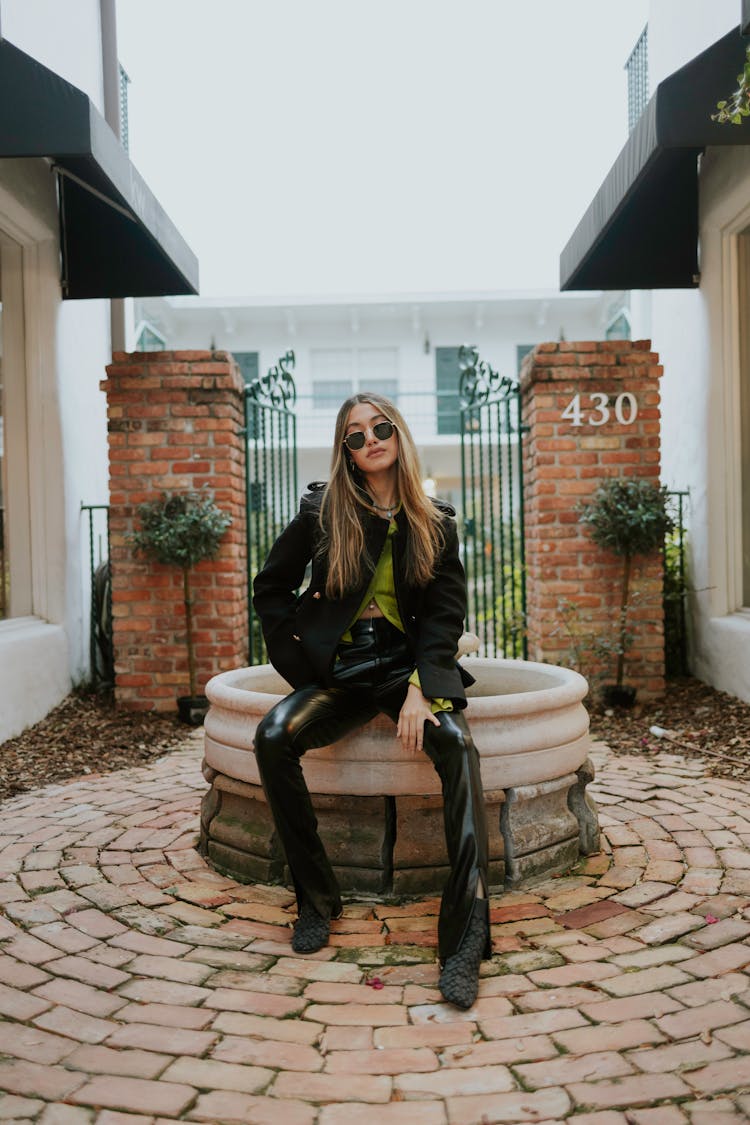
[131,491,232,724]
[577,477,674,707]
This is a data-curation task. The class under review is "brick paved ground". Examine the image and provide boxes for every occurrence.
[1,732,750,1123]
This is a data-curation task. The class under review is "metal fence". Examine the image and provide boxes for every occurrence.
[292,387,474,450]
[626,25,649,132]
[244,351,298,665]
[81,503,113,690]
[664,489,689,677]
[459,346,527,659]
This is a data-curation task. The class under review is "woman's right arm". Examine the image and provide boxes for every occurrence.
[252,500,319,688]
[252,503,315,639]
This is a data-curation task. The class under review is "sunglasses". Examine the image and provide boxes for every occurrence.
[343,419,395,451]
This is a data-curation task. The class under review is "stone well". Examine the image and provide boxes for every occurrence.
[199,658,600,895]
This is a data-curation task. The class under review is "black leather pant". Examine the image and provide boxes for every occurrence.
[254,618,490,964]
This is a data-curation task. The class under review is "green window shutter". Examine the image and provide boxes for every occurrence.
[235,353,260,441]
[234,352,259,385]
[435,346,461,435]
[516,344,534,375]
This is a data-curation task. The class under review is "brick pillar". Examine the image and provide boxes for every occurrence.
[521,340,664,698]
[101,351,247,711]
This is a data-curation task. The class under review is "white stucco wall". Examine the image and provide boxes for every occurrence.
[0,0,106,112]
[57,300,111,681]
[0,8,112,741]
[645,0,750,700]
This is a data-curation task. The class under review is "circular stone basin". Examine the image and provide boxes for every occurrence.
[199,658,599,894]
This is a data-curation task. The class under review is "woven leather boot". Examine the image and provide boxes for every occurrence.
[291,901,331,954]
[438,897,489,1009]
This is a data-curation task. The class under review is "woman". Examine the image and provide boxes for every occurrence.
[252,392,490,1009]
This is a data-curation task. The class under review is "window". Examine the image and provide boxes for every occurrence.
[606,312,631,341]
[312,379,352,408]
[311,348,398,409]
[516,345,534,374]
[134,320,166,351]
[435,346,462,435]
[233,352,259,386]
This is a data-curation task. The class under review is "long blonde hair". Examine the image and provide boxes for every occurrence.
[319,393,445,599]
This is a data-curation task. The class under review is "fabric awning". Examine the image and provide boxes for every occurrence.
[560,26,750,291]
[0,37,198,299]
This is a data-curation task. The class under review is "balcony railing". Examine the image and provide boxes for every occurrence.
[626,25,649,132]
[293,388,512,448]
[119,63,130,152]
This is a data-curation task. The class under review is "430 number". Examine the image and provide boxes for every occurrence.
[560,392,638,427]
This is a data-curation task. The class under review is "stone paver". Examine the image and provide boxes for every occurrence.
[2,737,750,1121]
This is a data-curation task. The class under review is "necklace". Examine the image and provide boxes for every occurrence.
[368,497,398,519]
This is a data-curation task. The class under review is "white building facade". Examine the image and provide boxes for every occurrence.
[563,0,750,701]
[0,0,197,742]
[137,290,610,511]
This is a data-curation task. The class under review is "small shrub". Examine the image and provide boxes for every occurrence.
[577,478,674,691]
[131,491,231,699]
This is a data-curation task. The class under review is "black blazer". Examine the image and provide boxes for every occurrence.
[252,483,475,706]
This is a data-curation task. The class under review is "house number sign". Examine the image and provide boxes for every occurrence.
[560,392,638,427]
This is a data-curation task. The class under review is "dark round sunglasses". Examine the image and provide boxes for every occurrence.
[343,419,395,451]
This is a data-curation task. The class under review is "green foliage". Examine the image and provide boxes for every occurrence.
[577,478,674,560]
[463,516,526,659]
[553,596,636,686]
[712,47,750,125]
[132,491,231,570]
[577,478,674,692]
[663,523,689,677]
[131,491,231,701]
[485,559,526,659]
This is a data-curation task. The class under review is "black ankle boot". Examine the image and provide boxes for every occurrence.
[291,900,331,954]
[438,898,489,1009]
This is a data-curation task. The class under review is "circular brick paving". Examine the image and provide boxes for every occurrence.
[1,733,750,1123]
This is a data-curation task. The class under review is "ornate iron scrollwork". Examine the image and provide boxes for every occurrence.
[249,350,297,410]
[458,344,516,407]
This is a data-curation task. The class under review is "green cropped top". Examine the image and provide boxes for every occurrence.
[341,513,453,714]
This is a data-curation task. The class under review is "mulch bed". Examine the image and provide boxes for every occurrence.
[589,675,750,782]
[1,676,749,806]
[0,690,187,803]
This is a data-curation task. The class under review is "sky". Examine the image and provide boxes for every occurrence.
[117,0,650,300]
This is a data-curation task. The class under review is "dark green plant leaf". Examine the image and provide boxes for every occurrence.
[576,478,675,559]
[130,490,232,569]
[713,46,750,126]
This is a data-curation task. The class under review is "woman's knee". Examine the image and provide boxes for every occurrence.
[254,708,295,773]
[425,712,475,760]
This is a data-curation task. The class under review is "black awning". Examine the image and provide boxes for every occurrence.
[561,26,750,291]
[0,37,198,299]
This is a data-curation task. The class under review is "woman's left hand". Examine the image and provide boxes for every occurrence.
[397,683,440,753]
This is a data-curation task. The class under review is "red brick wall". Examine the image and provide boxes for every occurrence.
[101,351,247,711]
[521,340,665,698]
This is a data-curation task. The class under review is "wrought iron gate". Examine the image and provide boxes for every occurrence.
[81,503,113,689]
[244,351,298,664]
[459,346,527,659]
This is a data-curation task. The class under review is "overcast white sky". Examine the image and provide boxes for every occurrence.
[117,0,649,300]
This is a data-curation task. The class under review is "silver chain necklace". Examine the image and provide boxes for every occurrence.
[368,497,398,518]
